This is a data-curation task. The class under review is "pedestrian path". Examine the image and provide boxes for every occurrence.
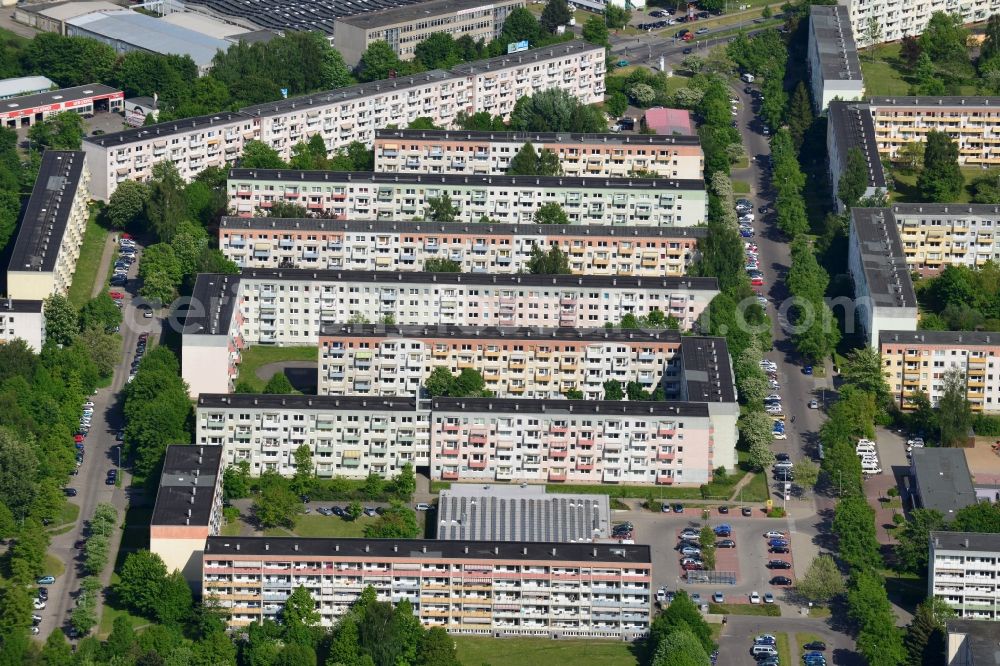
[90,234,116,299]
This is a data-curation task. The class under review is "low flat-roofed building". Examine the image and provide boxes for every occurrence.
[848,207,918,347]
[1,83,123,129]
[373,128,704,180]
[881,330,1000,413]
[227,170,707,227]
[203,535,653,636]
[13,0,121,34]
[827,101,886,211]
[436,484,612,542]
[150,445,224,592]
[947,619,1000,664]
[930,532,1000,621]
[807,5,864,112]
[123,96,160,127]
[7,151,91,300]
[334,0,523,66]
[66,10,231,75]
[0,75,55,100]
[159,10,248,39]
[642,107,694,136]
[0,299,45,352]
[219,216,703,276]
[910,448,978,519]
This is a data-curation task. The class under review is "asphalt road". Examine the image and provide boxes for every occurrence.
[40,238,159,641]
[609,25,773,69]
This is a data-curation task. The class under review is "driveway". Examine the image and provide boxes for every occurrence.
[719,615,864,666]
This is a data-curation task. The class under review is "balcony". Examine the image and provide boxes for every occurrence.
[548,470,567,482]
[469,459,488,470]
[656,475,674,485]
[442,469,460,480]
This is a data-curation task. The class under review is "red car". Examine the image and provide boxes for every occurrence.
[750,276,765,286]
[120,233,133,240]
[74,434,84,443]
[109,291,124,300]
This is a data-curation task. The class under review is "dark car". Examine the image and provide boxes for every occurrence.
[672,503,684,513]
[331,506,345,516]
[37,587,48,600]
[74,540,85,549]
[803,642,827,651]
[718,505,729,514]
[775,453,790,462]
[682,47,693,54]
[742,506,753,516]
[64,487,77,497]
[105,476,116,485]
[676,540,699,551]
[768,539,790,548]
[803,365,814,375]
[767,560,792,569]
[744,86,753,94]
[770,545,790,554]
[717,539,736,548]
[770,576,792,585]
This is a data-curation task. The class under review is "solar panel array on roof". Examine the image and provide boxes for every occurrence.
[436,487,611,542]
[184,0,431,34]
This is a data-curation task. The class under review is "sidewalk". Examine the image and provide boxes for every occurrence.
[90,234,117,299]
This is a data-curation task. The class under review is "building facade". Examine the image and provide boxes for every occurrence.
[889,204,1000,276]
[869,97,1000,168]
[83,40,606,200]
[372,129,704,180]
[150,446,224,592]
[0,300,45,352]
[826,101,887,211]
[218,217,703,276]
[317,325,700,400]
[848,208,919,347]
[1,83,122,129]
[195,394,429,478]
[203,536,653,637]
[333,0,523,66]
[807,5,864,112]
[227,170,707,227]
[881,330,1000,413]
[7,151,91,300]
[929,531,1000,621]
[839,0,1000,45]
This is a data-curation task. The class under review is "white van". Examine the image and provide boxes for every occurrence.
[741,73,755,83]
[856,444,876,456]
[861,461,883,474]
[751,645,778,657]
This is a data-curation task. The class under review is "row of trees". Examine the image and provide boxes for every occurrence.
[647,590,715,666]
[914,262,1000,332]
[238,137,373,173]
[225,459,417,505]
[0,126,37,256]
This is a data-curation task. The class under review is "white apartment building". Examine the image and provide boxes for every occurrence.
[227,170,707,227]
[218,216,704,276]
[880,330,1000,413]
[373,129,704,180]
[869,96,1000,168]
[195,394,429,478]
[316,325,714,400]
[82,41,606,200]
[807,5,864,112]
[930,531,1000,621]
[7,151,91,300]
[181,270,720,396]
[0,299,45,352]
[203,536,653,638]
[838,0,1000,45]
[428,396,735,485]
[848,207,919,346]
[889,204,1000,277]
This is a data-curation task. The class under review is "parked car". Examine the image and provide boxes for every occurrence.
[741,507,753,516]
[672,503,684,513]
[64,488,77,497]
[803,642,827,651]
[749,591,761,604]
[364,507,378,517]
[679,528,699,539]
[680,546,702,557]
[754,635,776,646]
[763,592,775,603]
[767,559,791,569]
[769,545,789,554]
[415,503,431,511]
[712,592,724,602]
[717,539,736,548]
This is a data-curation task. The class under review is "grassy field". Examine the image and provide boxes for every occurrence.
[43,553,65,579]
[220,519,244,536]
[236,345,318,392]
[860,43,978,96]
[547,482,703,500]
[452,636,639,666]
[708,602,780,616]
[733,471,769,502]
[49,502,80,531]
[264,513,381,538]
[97,572,150,639]
[775,633,793,666]
[890,166,983,204]
[67,209,110,308]
[732,180,751,194]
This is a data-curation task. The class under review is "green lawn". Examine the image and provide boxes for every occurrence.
[261,512,427,538]
[236,345,318,392]
[220,519,243,536]
[43,554,65,579]
[732,181,751,194]
[49,502,80,531]
[890,166,983,204]
[860,43,978,96]
[733,471,769,503]
[708,602,780,616]
[67,209,110,308]
[547,482,704,500]
[98,572,150,639]
[452,636,639,666]
[775,633,793,666]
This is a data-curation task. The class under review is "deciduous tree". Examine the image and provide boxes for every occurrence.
[534,202,569,225]
[796,554,845,603]
[539,0,571,32]
[938,366,972,446]
[918,130,964,202]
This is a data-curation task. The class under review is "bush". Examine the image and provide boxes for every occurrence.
[767,507,787,518]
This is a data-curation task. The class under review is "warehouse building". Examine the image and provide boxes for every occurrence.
[203,536,653,637]
[0,75,55,100]
[13,0,121,35]
[218,217,704,276]
[334,0,523,66]
[227,170,706,227]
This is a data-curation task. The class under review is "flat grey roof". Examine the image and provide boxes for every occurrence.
[198,393,419,411]
[1,83,120,115]
[183,0,430,34]
[238,267,720,291]
[827,101,887,189]
[205,535,652,563]
[219,216,707,239]
[67,11,231,68]
[869,96,1000,107]
[0,75,54,99]
[436,485,611,542]
[912,448,977,519]
[184,273,241,336]
[84,111,248,148]
[228,169,705,192]
[151,445,223,527]
[932,531,1000,551]
[376,128,701,146]
[8,151,86,275]
[850,207,917,309]
[947,619,1000,664]
[890,203,1000,217]
[431,396,711,417]
[879,330,1000,347]
[337,0,515,29]
[450,41,600,75]
[809,5,863,82]
[0,299,43,314]
[319,323,684,344]
[681,337,736,404]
